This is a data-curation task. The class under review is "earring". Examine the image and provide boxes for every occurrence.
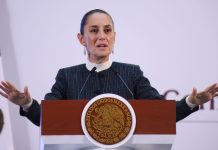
[83,46,87,55]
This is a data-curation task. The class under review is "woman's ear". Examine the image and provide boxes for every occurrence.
[77,33,85,45]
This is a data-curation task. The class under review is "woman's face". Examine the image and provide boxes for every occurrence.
[78,13,116,63]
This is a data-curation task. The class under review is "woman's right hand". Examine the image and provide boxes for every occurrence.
[0,81,31,106]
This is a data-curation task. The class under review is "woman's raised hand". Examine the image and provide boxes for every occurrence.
[0,81,31,106]
[188,83,218,105]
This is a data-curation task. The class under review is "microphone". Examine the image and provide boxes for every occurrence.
[78,67,97,99]
[111,68,134,99]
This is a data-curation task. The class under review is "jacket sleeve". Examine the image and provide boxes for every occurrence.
[176,97,199,121]
[133,65,199,122]
[20,99,40,126]
[20,69,67,126]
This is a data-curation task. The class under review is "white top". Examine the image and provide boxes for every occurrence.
[86,60,112,72]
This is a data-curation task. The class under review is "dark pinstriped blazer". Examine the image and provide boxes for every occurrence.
[20,62,198,126]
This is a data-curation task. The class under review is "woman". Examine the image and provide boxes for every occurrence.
[0,9,218,126]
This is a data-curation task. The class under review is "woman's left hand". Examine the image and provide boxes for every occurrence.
[188,83,218,105]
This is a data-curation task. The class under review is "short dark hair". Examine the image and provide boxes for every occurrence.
[80,9,114,35]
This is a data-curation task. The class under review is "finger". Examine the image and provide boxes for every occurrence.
[204,83,218,92]
[214,87,218,92]
[5,81,17,90]
[210,87,218,95]
[1,81,11,90]
[0,84,10,94]
[1,81,15,93]
[188,88,198,104]
[208,87,218,96]
[0,91,8,99]
[214,92,218,97]
[24,86,30,98]
[191,88,197,97]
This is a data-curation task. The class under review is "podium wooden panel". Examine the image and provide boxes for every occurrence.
[40,100,176,150]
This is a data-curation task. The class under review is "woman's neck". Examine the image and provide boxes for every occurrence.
[88,56,109,64]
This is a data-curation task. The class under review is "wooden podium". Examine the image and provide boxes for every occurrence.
[40,100,176,150]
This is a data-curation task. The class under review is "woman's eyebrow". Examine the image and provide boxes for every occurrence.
[104,25,112,28]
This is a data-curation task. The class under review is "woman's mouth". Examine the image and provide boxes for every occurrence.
[96,44,108,47]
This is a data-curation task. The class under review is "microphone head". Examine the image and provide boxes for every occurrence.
[91,67,97,72]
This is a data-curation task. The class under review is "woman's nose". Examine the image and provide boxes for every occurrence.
[98,30,106,40]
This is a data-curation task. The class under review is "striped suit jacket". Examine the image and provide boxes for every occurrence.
[20,62,198,126]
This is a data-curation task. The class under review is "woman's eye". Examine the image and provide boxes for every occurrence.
[90,29,98,33]
[104,28,111,33]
